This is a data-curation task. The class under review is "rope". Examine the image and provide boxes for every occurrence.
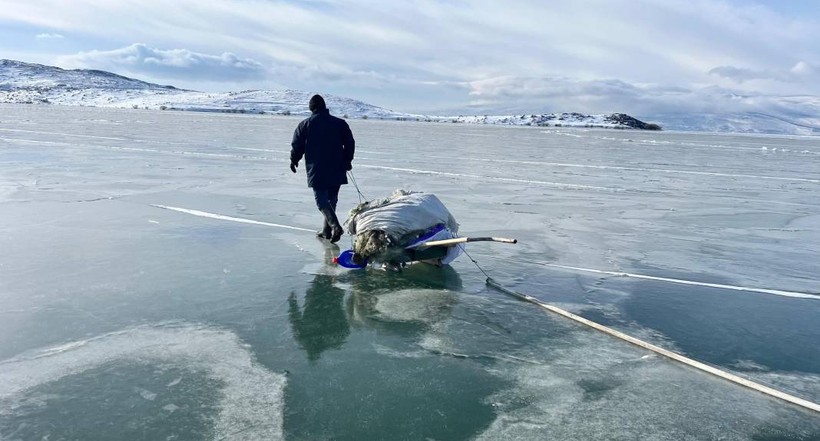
[503,257,820,301]
[459,244,492,280]
[345,170,367,248]
[485,278,820,414]
[347,170,367,204]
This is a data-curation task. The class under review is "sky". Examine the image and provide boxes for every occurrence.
[0,0,818,116]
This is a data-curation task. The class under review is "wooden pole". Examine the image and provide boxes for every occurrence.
[413,236,517,249]
[486,278,820,414]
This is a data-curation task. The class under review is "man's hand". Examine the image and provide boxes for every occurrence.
[290,162,298,173]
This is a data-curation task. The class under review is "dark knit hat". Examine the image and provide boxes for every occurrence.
[309,94,326,112]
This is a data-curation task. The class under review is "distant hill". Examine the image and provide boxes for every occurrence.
[652,110,820,136]
[0,59,661,129]
[0,59,180,91]
[0,59,400,119]
[0,58,710,132]
[6,58,820,135]
[452,112,660,130]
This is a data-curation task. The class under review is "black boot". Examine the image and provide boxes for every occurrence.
[319,207,344,243]
[316,218,331,239]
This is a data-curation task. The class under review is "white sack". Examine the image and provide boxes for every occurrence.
[346,190,458,240]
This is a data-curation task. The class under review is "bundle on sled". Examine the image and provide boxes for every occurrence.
[336,190,516,269]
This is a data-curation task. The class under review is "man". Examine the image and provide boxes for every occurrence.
[290,94,355,243]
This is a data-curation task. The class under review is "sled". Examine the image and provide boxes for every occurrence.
[336,233,517,269]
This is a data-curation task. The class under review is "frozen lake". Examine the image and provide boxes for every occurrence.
[1,104,819,440]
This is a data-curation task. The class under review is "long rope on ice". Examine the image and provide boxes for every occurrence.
[520,261,820,300]
[485,277,820,415]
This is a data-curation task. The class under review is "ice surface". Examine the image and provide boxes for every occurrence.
[1,104,819,439]
[0,324,285,441]
[367,288,459,324]
[412,294,820,440]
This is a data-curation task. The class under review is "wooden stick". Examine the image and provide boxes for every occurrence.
[486,278,820,414]
[413,236,517,249]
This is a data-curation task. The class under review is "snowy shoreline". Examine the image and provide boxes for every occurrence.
[1,59,660,131]
[0,92,661,131]
[6,59,820,135]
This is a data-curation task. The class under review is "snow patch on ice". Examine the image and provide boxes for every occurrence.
[136,387,157,401]
[0,323,286,441]
[471,333,815,440]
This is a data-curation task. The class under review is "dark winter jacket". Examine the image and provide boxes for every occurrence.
[290,109,355,188]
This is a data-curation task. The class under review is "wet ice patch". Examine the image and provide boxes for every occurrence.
[298,237,346,276]
[0,323,285,441]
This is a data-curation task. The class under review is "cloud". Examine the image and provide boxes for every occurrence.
[708,66,775,83]
[56,43,268,82]
[790,61,818,77]
[2,0,819,113]
[709,61,819,85]
[35,32,64,39]
[457,75,803,118]
[464,76,675,114]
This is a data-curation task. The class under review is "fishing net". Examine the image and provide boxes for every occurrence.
[344,190,459,264]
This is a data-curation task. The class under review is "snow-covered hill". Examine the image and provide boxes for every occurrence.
[0,59,663,130]
[451,113,660,130]
[8,58,818,134]
[654,105,820,136]
[4,59,656,128]
[0,59,179,91]
[0,60,405,119]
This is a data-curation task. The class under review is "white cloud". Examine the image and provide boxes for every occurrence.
[463,76,675,115]
[458,75,811,118]
[1,0,819,114]
[790,61,817,77]
[35,32,64,39]
[709,60,819,86]
[708,66,775,83]
[56,43,268,82]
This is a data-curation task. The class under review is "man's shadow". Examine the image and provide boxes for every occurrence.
[287,242,350,362]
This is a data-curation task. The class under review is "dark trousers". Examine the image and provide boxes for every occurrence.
[313,185,341,210]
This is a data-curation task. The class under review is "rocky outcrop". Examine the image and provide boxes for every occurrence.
[604,113,662,130]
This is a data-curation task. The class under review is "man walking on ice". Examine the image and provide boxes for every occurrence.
[289,94,356,243]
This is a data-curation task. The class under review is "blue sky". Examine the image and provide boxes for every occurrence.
[0,0,818,116]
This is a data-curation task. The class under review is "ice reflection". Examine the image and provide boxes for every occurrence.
[288,274,350,362]
[345,264,462,331]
